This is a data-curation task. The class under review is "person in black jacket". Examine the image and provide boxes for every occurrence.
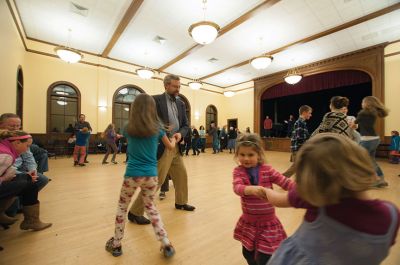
[128,74,196,225]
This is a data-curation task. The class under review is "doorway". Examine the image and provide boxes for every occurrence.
[227,118,238,129]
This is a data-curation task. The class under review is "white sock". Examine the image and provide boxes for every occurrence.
[161,237,170,246]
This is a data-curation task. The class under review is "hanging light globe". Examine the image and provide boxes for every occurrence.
[188,21,220,45]
[188,80,202,90]
[136,67,155,79]
[250,55,273,70]
[54,47,83,63]
[223,90,235,97]
[284,69,302,85]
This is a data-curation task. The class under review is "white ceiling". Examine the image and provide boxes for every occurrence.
[14,0,400,88]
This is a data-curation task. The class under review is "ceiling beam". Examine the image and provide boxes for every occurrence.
[157,0,280,72]
[101,0,144,57]
[199,2,400,81]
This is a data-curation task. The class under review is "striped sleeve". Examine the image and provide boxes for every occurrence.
[233,167,247,196]
[269,167,295,190]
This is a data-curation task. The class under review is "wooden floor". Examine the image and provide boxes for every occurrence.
[1,150,399,265]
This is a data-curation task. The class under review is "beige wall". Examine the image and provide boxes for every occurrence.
[23,51,228,133]
[222,81,254,132]
[0,0,25,114]
[384,42,400,135]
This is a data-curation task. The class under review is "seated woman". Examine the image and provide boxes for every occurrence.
[0,130,51,231]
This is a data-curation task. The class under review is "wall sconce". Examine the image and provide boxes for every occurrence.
[98,105,107,111]
[194,110,200,120]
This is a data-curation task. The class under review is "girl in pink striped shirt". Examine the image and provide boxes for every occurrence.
[233,133,294,265]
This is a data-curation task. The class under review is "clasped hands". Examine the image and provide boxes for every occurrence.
[247,186,270,200]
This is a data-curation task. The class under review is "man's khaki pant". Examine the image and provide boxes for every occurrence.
[129,145,188,216]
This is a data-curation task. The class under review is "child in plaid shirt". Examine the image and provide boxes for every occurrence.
[282,105,312,177]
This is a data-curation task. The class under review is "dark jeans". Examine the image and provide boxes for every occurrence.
[0,174,38,206]
[160,175,170,192]
[103,142,118,162]
[185,140,191,156]
[199,138,206,152]
[192,138,199,154]
[242,246,271,265]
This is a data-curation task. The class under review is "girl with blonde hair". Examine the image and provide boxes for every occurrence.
[105,93,176,258]
[232,133,294,265]
[264,133,399,265]
[355,96,389,187]
[102,123,120,165]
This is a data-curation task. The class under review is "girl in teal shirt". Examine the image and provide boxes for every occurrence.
[106,94,176,258]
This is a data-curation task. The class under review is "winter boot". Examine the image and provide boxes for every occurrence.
[0,197,18,225]
[20,203,52,231]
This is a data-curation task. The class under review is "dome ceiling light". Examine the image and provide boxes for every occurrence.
[188,0,220,45]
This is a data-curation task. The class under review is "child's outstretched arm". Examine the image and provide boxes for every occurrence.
[161,135,176,150]
[269,167,295,190]
[264,188,291,207]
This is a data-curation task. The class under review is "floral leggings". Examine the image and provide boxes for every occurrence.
[112,177,167,247]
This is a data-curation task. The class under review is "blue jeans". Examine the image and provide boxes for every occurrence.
[360,138,384,179]
[36,152,49,173]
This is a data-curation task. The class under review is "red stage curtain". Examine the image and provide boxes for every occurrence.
[262,70,371,100]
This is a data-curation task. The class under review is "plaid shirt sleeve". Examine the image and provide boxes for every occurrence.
[291,120,309,152]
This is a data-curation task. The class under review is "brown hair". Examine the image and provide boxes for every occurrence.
[295,133,376,207]
[234,133,265,164]
[362,96,388,118]
[391,130,399,136]
[299,105,312,115]
[127,94,161,137]
[0,129,30,142]
[330,96,349,110]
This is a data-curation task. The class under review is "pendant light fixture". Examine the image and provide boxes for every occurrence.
[284,69,302,85]
[223,90,235,97]
[136,67,155,79]
[188,80,202,90]
[188,0,220,45]
[250,55,273,70]
[55,29,83,63]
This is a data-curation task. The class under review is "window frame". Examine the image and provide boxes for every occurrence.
[112,85,144,133]
[47,81,81,133]
[205,104,218,130]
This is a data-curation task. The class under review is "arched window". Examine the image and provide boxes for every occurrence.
[47,82,80,133]
[16,66,23,125]
[113,85,144,133]
[206,105,217,130]
[176,94,191,125]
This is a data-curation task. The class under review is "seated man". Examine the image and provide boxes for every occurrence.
[30,143,49,174]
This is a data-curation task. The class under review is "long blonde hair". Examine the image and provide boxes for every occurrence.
[295,133,376,207]
[234,133,265,164]
[127,93,160,137]
[362,96,388,118]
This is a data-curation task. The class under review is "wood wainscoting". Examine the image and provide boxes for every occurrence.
[263,137,291,152]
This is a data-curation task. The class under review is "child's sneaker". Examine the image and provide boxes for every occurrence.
[105,237,122,257]
[160,244,175,258]
[74,161,78,166]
